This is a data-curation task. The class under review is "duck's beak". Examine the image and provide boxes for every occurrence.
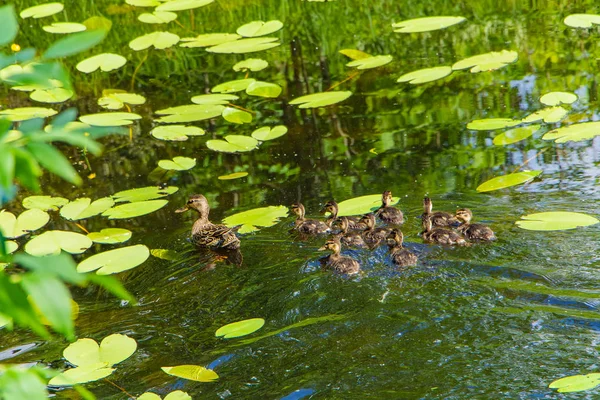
[175,206,189,213]
[319,207,327,214]
[318,245,327,251]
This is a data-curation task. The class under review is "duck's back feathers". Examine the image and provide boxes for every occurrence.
[377,207,404,224]
[458,223,496,241]
[192,222,240,249]
[422,227,466,246]
[324,254,360,275]
[296,219,330,234]
[390,247,418,267]
[422,211,459,227]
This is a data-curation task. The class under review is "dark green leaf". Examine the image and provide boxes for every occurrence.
[51,108,78,127]
[87,275,136,304]
[28,131,103,155]
[43,30,107,60]
[26,142,82,186]
[14,253,85,285]
[0,5,18,47]
[8,62,72,91]
[73,384,97,400]
[0,368,48,400]
[0,145,15,189]
[0,274,49,338]
[12,148,42,192]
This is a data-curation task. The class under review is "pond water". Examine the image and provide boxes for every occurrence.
[4,0,600,398]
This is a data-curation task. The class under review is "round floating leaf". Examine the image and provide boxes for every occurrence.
[211,79,255,93]
[206,37,280,54]
[223,205,288,233]
[48,363,115,386]
[156,0,214,11]
[80,112,142,126]
[126,0,160,6]
[452,50,518,73]
[179,33,240,48]
[521,106,567,124]
[103,200,169,219]
[138,11,177,24]
[20,2,63,19]
[493,124,540,145]
[98,92,146,110]
[42,22,86,34]
[87,228,132,244]
[251,125,287,141]
[233,58,268,72]
[60,197,115,220]
[392,16,466,33]
[218,172,248,180]
[347,55,393,70]
[540,92,577,106]
[564,14,600,28]
[0,209,50,239]
[161,365,218,382]
[222,107,253,124]
[82,16,112,31]
[397,66,452,84]
[129,31,180,51]
[140,391,191,400]
[112,186,178,202]
[76,53,127,73]
[336,194,398,217]
[289,91,352,108]
[549,373,600,393]
[151,125,205,141]
[77,244,150,274]
[476,170,541,192]
[246,81,282,98]
[139,394,161,400]
[99,333,138,366]
[158,156,196,171]
[191,93,238,105]
[206,135,258,153]
[63,338,101,367]
[154,104,224,123]
[339,49,371,60]
[150,248,178,260]
[23,196,68,211]
[236,20,283,37]
[29,88,73,103]
[25,230,93,256]
[542,121,600,143]
[466,118,521,131]
[4,241,18,254]
[215,318,265,339]
[516,212,599,231]
[0,107,57,121]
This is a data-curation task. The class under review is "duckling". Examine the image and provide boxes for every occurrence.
[421,197,459,227]
[321,200,362,229]
[176,194,240,250]
[318,237,360,275]
[387,229,417,267]
[421,215,467,246]
[455,208,496,241]
[361,213,391,249]
[375,191,404,224]
[335,216,366,248]
[290,203,330,234]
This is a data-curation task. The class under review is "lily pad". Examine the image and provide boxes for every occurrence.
[60,197,115,220]
[156,0,214,11]
[346,55,393,70]
[139,391,191,400]
[289,91,352,108]
[392,16,466,33]
[564,14,600,28]
[150,125,205,141]
[339,49,371,60]
[540,91,577,106]
[542,122,600,143]
[397,66,452,84]
[158,156,196,171]
[126,0,160,6]
[22,196,68,211]
[191,93,238,105]
[211,78,256,93]
[179,33,240,48]
[87,228,132,244]
[251,125,287,141]
[112,186,178,202]
[218,172,248,180]
[493,124,540,145]
[222,205,288,233]
[222,107,253,124]
[29,88,73,103]
[206,37,280,54]
[138,11,177,24]
[150,248,178,260]
[452,50,518,73]
[76,53,127,73]
[20,3,63,19]
[80,112,142,126]
[521,106,567,124]
[98,92,146,110]
[102,200,169,219]
[42,22,86,34]
[155,104,224,123]
[516,212,599,231]
[77,244,150,274]
[0,107,57,121]
[215,318,265,339]
[0,209,50,239]
[25,230,93,256]
[336,194,398,217]
[246,81,282,98]
[161,365,218,382]
[236,20,283,37]
[206,135,258,153]
[476,170,541,192]
[466,118,521,131]
[129,31,180,51]
[48,362,115,386]
[549,373,600,393]
[233,58,268,72]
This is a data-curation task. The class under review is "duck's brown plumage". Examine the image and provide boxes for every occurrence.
[387,229,417,267]
[321,200,362,229]
[361,213,391,249]
[291,203,330,234]
[421,197,459,227]
[335,216,366,248]
[455,208,496,241]
[421,215,467,246]
[375,191,404,224]
[318,237,360,275]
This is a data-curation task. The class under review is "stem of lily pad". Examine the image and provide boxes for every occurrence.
[104,379,134,398]
[326,71,361,91]
[226,103,255,114]
[130,51,149,92]
[511,147,548,173]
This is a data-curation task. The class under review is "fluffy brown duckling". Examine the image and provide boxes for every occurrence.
[421,197,459,227]
[375,191,404,224]
[455,208,496,241]
[361,213,391,249]
[318,237,360,275]
[387,229,417,267]
[321,200,362,229]
[335,216,366,248]
[290,203,330,234]
[176,194,240,250]
[421,215,467,246]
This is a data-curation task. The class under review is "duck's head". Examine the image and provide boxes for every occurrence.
[318,237,341,253]
[360,213,376,230]
[176,194,210,217]
[387,228,404,246]
[423,197,433,214]
[455,208,473,223]
[382,191,393,207]
[320,200,339,216]
[336,216,349,232]
[290,203,306,219]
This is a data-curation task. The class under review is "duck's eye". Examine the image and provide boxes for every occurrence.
[188,200,193,204]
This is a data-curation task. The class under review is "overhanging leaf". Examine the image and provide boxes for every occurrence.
[43,30,107,59]
[0,5,18,47]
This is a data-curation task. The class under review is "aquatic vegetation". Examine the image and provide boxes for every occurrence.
[516,212,599,231]
[397,66,452,84]
[223,205,288,233]
[392,16,466,33]
[24,230,92,256]
[77,244,150,274]
[161,365,218,382]
[215,318,265,338]
[549,373,600,393]
[289,91,352,108]
[476,171,541,192]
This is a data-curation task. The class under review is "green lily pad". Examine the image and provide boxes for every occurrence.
[102,200,169,219]
[156,0,214,11]
[211,79,256,93]
[206,135,258,153]
[452,50,518,73]
[3,240,19,255]
[222,205,288,233]
[87,228,132,244]
[24,230,93,256]
[336,194,398,217]
[516,212,599,231]
[179,33,240,48]
[346,55,393,70]
[76,53,127,73]
[126,0,160,6]
[20,3,63,19]
[79,112,142,126]
[339,49,371,60]
[397,66,452,84]
[222,107,253,124]
[206,37,280,54]
[218,172,248,180]
[540,92,577,106]
[154,104,224,123]
[493,124,540,145]
[77,244,150,274]
[0,209,50,239]
[289,91,352,108]
[246,81,282,98]
[42,22,86,34]
[158,156,196,171]
[22,195,68,211]
[150,125,205,141]
[392,16,466,33]
[139,391,191,400]
[60,197,115,220]
[521,106,567,124]
[191,93,238,105]
[476,170,541,192]
[549,373,600,393]
[98,92,146,110]
[564,14,600,28]
[233,58,268,72]
[0,107,57,121]
[236,20,283,37]
[150,248,178,261]
[129,31,180,51]
[251,125,287,141]
[466,118,521,131]
[112,186,178,202]
[161,365,218,382]
[29,88,73,103]
[542,122,600,143]
[48,363,115,386]
[138,11,177,24]
[215,318,265,339]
